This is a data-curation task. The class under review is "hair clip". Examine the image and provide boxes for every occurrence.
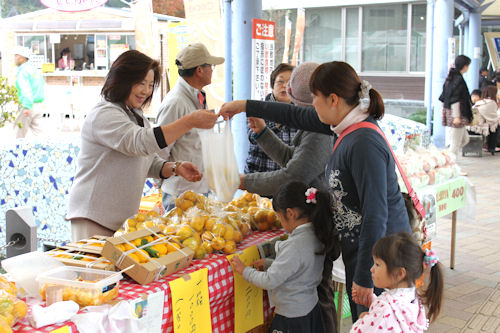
[424,249,439,268]
[305,187,318,204]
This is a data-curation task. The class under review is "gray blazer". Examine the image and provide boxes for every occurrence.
[244,128,333,196]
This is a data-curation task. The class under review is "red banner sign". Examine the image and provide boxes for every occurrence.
[252,19,275,41]
[40,0,109,12]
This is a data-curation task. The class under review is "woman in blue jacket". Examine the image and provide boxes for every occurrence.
[220,61,411,323]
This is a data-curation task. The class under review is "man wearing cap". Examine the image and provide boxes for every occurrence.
[156,43,224,209]
[14,46,45,138]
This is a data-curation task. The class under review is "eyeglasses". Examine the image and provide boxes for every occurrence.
[275,80,289,87]
[202,64,215,70]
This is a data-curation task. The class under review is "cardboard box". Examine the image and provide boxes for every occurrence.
[102,227,194,285]
[47,247,116,271]
[64,235,108,252]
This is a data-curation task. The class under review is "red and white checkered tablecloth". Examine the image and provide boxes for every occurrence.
[13,229,285,333]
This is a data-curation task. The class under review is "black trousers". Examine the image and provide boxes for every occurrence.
[342,238,383,323]
[486,127,499,153]
[269,303,325,333]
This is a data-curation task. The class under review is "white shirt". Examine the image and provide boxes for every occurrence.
[156,77,209,196]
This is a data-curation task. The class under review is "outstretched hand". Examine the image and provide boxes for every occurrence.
[248,117,266,134]
[219,100,247,120]
[189,109,219,129]
[230,255,247,275]
[176,161,203,182]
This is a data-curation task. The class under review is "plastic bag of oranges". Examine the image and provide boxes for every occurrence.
[0,284,27,332]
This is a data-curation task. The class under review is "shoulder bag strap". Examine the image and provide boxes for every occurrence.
[332,121,426,219]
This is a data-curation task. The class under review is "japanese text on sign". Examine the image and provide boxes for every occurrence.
[169,268,212,333]
[251,19,275,101]
[227,245,264,333]
[435,177,466,218]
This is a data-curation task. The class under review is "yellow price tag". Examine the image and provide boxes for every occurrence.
[49,326,71,333]
[227,245,264,333]
[169,268,212,333]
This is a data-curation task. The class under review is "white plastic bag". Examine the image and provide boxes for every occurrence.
[200,121,240,202]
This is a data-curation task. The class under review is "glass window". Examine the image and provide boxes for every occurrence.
[410,4,426,72]
[304,7,342,63]
[362,4,408,72]
[346,7,360,71]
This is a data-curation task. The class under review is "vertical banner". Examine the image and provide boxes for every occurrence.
[291,8,305,66]
[448,37,456,69]
[484,32,500,71]
[133,0,158,59]
[282,15,292,63]
[169,268,212,333]
[184,0,225,107]
[227,246,264,333]
[167,22,190,88]
[251,19,276,101]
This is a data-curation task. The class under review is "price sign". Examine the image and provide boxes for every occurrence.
[435,177,466,218]
[169,268,212,333]
[227,245,264,333]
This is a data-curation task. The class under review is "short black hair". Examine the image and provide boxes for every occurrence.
[471,89,481,96]
[176,59,197,78]
[480,67,488,73]
[270,63,294,87]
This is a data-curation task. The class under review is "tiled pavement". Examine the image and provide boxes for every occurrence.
[341,153,500,333]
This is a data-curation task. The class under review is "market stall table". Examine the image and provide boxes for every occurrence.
[415,176,468,269]
[13,229,286,333]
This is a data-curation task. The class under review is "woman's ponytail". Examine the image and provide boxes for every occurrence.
[367,88,385,120]
[311,190,340,259]
[422,262,444,323]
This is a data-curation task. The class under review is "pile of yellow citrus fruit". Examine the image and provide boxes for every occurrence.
[114,190,282,260]
[115,234,181,264]
[0,276,27,333]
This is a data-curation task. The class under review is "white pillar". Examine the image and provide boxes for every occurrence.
[431,0,454,148]
[467,11,481,92]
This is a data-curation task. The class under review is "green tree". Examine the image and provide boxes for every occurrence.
[2,0,44,18]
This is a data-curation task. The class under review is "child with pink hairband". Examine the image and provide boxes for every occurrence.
[350,232,443,333]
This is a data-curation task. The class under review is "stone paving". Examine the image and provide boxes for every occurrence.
[340,153,500,333]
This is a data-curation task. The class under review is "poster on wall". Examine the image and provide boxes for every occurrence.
[484,32,500,71]
[184,0,225,107]
[251,19,275,101]
[167,22,190,88]
[291,8,305,66]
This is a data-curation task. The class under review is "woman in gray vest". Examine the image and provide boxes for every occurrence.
[67,50,218,241]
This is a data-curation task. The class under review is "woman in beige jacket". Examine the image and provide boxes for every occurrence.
[469,86,499,155]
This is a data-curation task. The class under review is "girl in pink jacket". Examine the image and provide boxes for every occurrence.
[350,232,443,333]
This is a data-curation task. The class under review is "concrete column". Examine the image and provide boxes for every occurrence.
[424,0,435,132]
[224,0,232,102]
[431,0,454,148]
[464,23,469,59]
[467,11,481,92]
[232,0,262,173]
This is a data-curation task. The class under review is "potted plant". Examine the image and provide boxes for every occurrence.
[0,76,21,128]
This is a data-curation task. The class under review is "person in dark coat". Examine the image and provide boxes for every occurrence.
[439,55,473,158]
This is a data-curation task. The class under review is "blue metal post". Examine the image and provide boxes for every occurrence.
[431,0,454,148]
[467,11,481,92]
[424,0,435,132]
[224,0,232,102]
[232,0,262,173]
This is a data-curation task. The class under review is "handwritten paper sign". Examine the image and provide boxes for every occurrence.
[435,177,466,218]
[169,268,212,333]
[227,245,264,333]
